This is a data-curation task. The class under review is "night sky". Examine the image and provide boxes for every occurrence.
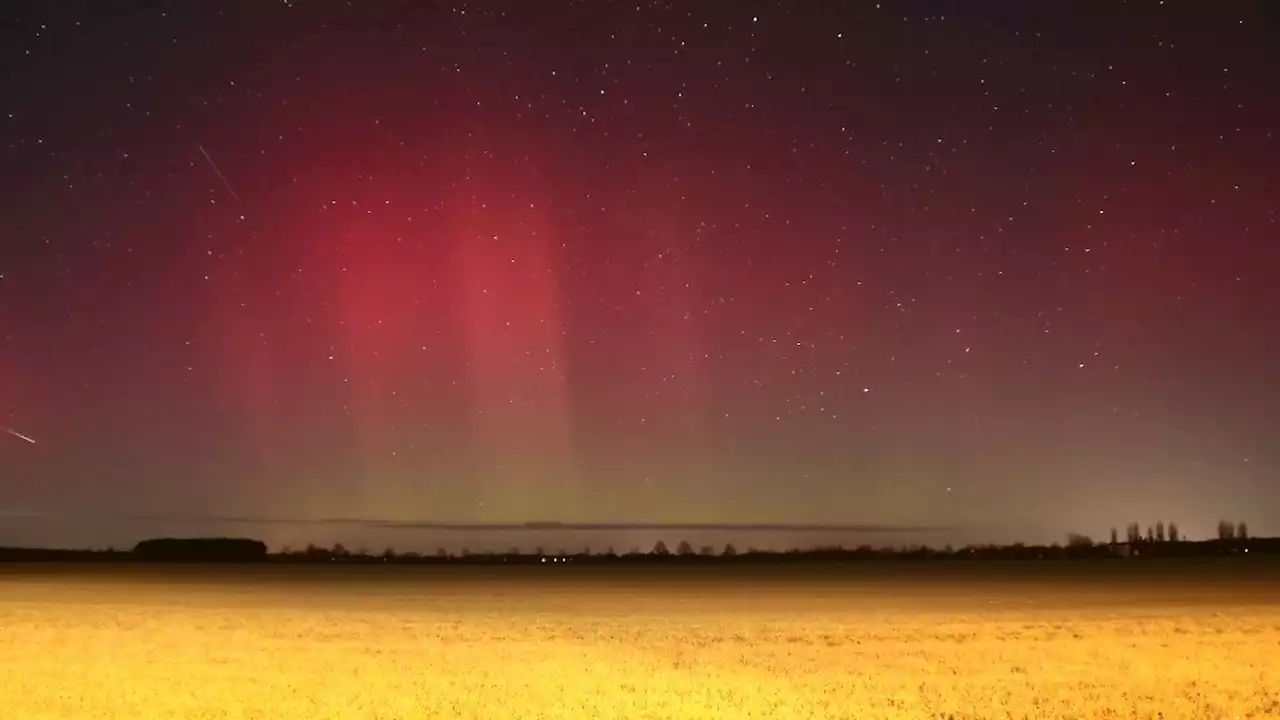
[2,1,1277,552]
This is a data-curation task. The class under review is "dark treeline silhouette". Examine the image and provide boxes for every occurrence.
[0,522,1275,563]
[132,537,268,562]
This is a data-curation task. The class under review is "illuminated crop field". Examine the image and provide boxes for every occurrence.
[1,563,1278,719]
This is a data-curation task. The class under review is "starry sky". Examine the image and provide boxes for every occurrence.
[1,1,1277,552]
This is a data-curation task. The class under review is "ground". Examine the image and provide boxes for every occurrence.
[1,560,1277,719]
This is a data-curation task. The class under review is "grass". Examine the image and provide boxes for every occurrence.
[1,563,1278,719]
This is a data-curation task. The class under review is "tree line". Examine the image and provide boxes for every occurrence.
[1095,519,1248,546]
[0,523,1271,563]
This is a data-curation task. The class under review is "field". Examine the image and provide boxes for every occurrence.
[1,561,1278,719]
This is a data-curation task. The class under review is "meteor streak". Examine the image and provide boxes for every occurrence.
[197,144,240,202]
[3,427,36,444]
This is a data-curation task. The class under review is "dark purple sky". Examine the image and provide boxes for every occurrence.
[1,1,1276,552]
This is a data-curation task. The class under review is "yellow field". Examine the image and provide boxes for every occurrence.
[1,564,1278,719]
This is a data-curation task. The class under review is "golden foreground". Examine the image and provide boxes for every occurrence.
[1,562,1278,719]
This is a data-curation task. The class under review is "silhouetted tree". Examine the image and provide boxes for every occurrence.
[721,543,738,557]
[436,547,448,558]
[1156,521,1165,542]
[1126,522,1142,544]
[676,540,695,556]
[1168,522,1180,542]
[651,540,670,556]
[1110,527,1118,545]
[1145,526,1154,542]
[380,547,397,560]
[1237,521,1248,539]
[1218,520,1235,541]
[331,543,349,558]
[1066,533,1093,547]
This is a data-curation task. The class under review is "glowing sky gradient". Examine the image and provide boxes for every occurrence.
[1,1,1277,552]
